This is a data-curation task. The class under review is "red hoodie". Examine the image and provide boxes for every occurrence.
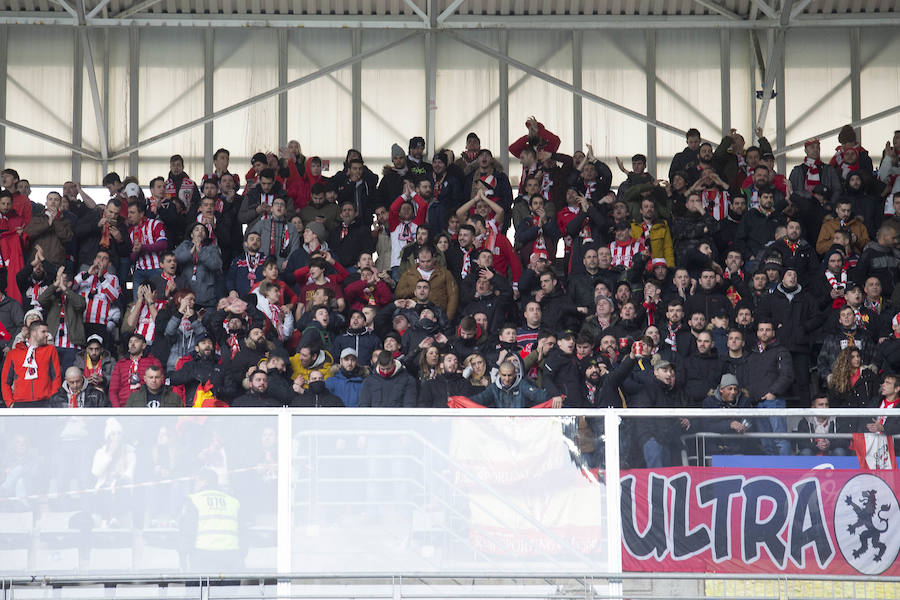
[477,230,522,284]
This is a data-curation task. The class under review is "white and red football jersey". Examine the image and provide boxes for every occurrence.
[129,217,167,270]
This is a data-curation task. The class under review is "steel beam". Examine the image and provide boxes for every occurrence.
[0,25,6,168]
[277,29,287,151]
[498,30,509,172]
[775,30,786,174]
[86,0,111,19]
[449,32,690,140]
[128,26,138,175]
[777,104,900,156]
[425,30,436,159]
[48,0,78,19]
[351,30,361,151]
[0,118,101,159]
[645,31,657,176]
[204,29,214,175]
[102,29,109,174]
[401,0,429,26]
[571,31,582,154]
[720,29,731,134]
[750,0,777,19]
[114,0,165,19]
[789,0,812,19]
[72,27,83,181]
[2,12,899,29]
[77,0,109,161]
[436,0,466,24]
[850,27,860,143]
[108,32,420,160]
[691,0,741,20]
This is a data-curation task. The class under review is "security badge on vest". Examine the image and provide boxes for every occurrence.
[189,490,240,551]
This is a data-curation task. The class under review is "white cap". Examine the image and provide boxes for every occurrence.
[124,182,141,198]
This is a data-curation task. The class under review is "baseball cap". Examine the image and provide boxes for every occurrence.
[124,182,141,198]
[86,334,104,346]
[340,348,358,359]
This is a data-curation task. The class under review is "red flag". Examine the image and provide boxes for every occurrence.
[447,395,555,409]
[851,432,898,470]
[0,231,24,305]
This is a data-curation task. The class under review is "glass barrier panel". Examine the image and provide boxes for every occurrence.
[290,414,607,574]
[0,414,278,575]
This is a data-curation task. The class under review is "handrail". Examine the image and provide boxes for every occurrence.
[1,407,896,417]
[4,572,900,584]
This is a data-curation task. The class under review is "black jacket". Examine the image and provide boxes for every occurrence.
[735,207,786,257]
[745,341,794,403]
[672,211,717,264]
[770,238,818,286]
[723,351,753,390]
[231,391,283,407]
[74,209,131,267]
[327,218,374,268]
[632,377,682,450]
[168,351,225,403]
[542,347,583,407]
[758,284,824,354]
[853,241,900,297]
[676,349,725,407]
[538,287,582,332]
[419,372,479,408]
[358,360,416,407]
[294,386,344,407]
[684,288,732,320]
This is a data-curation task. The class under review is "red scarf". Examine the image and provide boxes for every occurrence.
[803,157,821,192]
[642,301,658,326]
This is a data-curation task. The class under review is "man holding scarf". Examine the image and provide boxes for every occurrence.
[2,320,61,407]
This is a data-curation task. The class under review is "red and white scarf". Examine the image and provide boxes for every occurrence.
[803,157,821,192]
[825,267,847,291]
[22,344,38,380]
[701,188,729,221]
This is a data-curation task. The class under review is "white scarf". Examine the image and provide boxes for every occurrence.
[22,344,38,380]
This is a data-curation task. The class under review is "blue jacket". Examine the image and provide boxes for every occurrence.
[332,329,381,366]
[470,377,550,409]
[324,368,365,408]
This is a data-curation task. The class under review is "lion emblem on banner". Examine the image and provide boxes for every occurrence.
[844,490,890,561]
[834,474,900,575]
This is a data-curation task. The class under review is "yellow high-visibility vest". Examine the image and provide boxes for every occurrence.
[189,490,240,551]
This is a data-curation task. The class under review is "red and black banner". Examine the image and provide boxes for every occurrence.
[622,467,900,576]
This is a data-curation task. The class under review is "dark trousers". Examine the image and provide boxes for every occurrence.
[790,353,811,408]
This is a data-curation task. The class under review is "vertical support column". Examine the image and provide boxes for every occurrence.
[720,29,731,135]
[604,410,623,596]
[749,31,757,141]
[0,25,6,169]
[203,29,214,176]
[571,31,583,154]
[424,31,437,159]
[775,33,786,175]
[850,27,861,142]
[102,29,110,175]
[351,30,362,151]
[498,30,509,172]
[72,27,84,182]
[275,410,293,596]
[128,26,139,176]
[645,31,657,177]
[277,29,288,150]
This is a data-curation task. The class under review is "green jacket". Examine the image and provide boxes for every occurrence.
[38,284,86,347]
[126,385,183,408]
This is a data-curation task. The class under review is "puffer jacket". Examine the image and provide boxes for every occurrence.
[49,381,110,408]
[289,349,334,383]
[358,360,416,407]
[469,368,550,409]
[630,220,675,266]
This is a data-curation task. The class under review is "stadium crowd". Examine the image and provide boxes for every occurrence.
[2,117,900,469]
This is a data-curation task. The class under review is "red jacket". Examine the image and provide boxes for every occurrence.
[389,194,429,230]
[109,354,163,408]
[344,279,393,311]
[2,344,61,406]
[509,120,561,195]
[477,231,522,283]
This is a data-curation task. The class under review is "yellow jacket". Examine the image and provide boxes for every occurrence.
[630,220,675,266]
[290,349,334,384]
